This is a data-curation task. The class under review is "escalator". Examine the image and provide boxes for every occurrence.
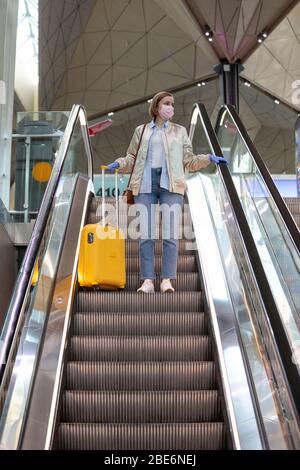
[0,103,300,450]
[55,197,227,450]
[214,105,300,392]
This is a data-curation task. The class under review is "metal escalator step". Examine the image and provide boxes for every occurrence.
[126,255,197,272]
[73,312,207,336]
[87,224,194,241]
[284,197,299,203]
[67,361,216,390]
[70,336,211,361]
[124,273,200,291]
[62,390,221,423]
[284,199,300,214]
[88,212,193,228]
[126,239,197,255]
[293,214,300,227]
[77,291,202,312]
[286,206,300,215]
[57,422,226,450]
[89,199,194,219]
[86,227,195,242]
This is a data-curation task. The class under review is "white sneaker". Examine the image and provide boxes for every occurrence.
[137,279,155,293]
[160,278,174,293]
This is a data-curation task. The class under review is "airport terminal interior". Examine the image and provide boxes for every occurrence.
[0,0,300,450]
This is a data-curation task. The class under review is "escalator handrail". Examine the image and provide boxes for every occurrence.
[0,104,93,382]
[216,104,300,253]
[192,102,300,441]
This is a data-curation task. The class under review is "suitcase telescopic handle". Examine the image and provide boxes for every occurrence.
[100,165,119,229]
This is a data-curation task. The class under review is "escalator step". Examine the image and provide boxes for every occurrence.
[62,390,221,423]
[73,312,207,336]
[126,255,197,272]
[87,229,195,243]
[124,273,200,291]
[286,206,300,215]
[57,422,226,450]
[88,212,193,229]
[284,201,300,214]
[70,336,211,361]
[67,361,216,390]
[126,240,197,255]
[292,214,300,227]
[89,202,194,221]
[77,291,202,312]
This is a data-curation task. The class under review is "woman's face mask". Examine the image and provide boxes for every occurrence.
[158,103,174,120]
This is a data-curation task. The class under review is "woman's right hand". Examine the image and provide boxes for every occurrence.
[107,161,120,171]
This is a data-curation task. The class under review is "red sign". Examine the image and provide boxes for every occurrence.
[88,119,113,136]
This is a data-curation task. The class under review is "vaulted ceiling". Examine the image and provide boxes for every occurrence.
[242,0,300,108]
[184,0,298,62]
[39,0,299,114]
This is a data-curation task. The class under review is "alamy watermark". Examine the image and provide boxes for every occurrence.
[292,80,300,106]
[95,200,197,251]
[291,340,300,367]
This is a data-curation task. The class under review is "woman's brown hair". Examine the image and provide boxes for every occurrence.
[149,91,174,119]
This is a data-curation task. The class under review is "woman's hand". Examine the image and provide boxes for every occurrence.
[209,155,228,165]
[107,161,120,171]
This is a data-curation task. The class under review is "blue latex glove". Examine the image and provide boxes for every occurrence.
[107,161,120,171]
[209,155,228,165]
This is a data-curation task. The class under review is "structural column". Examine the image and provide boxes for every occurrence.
[214,61,244,113]
[0,0,19,209]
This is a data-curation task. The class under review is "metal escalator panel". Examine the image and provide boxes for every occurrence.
[216,106,300,378]
[0,106,92,450]
[187,104,300,448]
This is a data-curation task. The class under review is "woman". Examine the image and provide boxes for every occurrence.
[107,91,226,293]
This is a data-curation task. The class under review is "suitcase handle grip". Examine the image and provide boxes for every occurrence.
[101,166,119,229]
[100,165,119,172]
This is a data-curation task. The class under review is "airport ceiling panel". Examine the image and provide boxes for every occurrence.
[184,0,297,62]
[253,126,295,173]
[39,0,97,110]
[240,81,298,129]
[39,0,218,113]
[242,0,300,110]
[238,83,296,173]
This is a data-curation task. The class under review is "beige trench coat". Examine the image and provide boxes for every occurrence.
[116,122,211,195]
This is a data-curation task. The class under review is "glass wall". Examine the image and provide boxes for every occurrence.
[9,111,69,222]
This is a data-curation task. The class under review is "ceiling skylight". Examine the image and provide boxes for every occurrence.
[16,0,38,81]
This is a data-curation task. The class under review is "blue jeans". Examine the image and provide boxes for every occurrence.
[134,168,184,280]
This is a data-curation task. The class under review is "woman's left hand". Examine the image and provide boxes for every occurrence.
[209,155,228,165]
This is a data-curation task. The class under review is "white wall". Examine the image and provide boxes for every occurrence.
[15,55,38,111]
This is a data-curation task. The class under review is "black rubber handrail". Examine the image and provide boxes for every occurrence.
[215,104,300,253]
[0,105,93,382]
[193,102,300,444]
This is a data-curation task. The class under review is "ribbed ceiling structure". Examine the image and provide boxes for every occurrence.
[39,0,217,112]
[39,0,299,112]
[242,0,300,109]
[184,0,298,62]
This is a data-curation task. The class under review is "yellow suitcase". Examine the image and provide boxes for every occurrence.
[31,261,39,287]
[78,167,126,289]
